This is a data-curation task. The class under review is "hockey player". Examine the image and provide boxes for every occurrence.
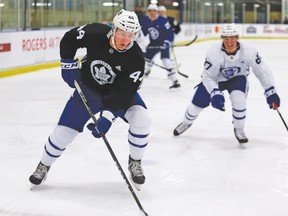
[158,5,181,80]
[138,4,180,89]
[173,23,280,145]
[29,9,151,190]
[158,6,181,35]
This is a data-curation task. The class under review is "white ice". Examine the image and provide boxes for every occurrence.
[0,39,288,216]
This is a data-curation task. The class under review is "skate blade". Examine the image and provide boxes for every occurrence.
[132,182,142,191]
[30,183,38,190]
[238,143,246,149]
[29,176,46,190]
[169,87,181,92]
[129,176,142,191]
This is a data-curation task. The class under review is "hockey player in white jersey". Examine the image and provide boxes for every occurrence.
[173,23,280,145]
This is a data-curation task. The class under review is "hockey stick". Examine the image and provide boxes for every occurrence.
[146,34,198,49]
[144,58,189,78]
[74,80,149,216]
[273,103,288,132]
[172,47,180,74]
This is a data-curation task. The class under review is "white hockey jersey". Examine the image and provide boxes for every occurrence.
[202,41,275,93]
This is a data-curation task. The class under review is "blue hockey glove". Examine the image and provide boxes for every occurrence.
[87,110,116,138]
[211,88,225,111]
[264,86,280,109]
[161,40,171,49]
[60,59,80,88]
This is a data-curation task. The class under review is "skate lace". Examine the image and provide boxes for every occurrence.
[33,164,48,179]
[176,122,190,132]
[129,161,144,177]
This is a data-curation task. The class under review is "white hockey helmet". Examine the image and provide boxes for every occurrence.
[147,4,158,11]
[220,23,239,37]
[113,9,141,33]
[158,6,167,11]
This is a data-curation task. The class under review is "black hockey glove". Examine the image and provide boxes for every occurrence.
[211,88,225,111]
[87,110,115,138]
[264,86,280,109]
[60,59,81,88]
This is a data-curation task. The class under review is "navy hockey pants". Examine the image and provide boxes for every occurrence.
[58,83,147,132]
[144,45,170,60]
[192,75,248,108]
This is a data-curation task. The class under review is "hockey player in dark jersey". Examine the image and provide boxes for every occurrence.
[29,9,151,190]
[138,4,181,89]
[158,6,181,35]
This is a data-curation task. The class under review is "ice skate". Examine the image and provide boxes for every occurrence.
[128,155,145,191]
[173,122,191,136]
[169,80,181,89]
[144,69,151,76]
[29,162,50,187]
[234,128,248,149]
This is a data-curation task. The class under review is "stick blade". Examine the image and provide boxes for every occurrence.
[173,35,198,47]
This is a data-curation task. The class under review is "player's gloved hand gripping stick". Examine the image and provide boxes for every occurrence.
[61,59,81,88]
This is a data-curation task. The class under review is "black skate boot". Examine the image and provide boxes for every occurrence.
[234,128,248,143]
[144,69,151,76]
[173,122,191,136]
[128,155,145,190]
[29,162,50,186]
[169,80,181,89]
[234,128,248,149]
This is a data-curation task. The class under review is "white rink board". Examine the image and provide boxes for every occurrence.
[1,24,288,71]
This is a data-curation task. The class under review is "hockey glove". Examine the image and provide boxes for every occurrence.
[161,40,171,49]
[87,110,116,138]
[211,89,225,111]
[61,59,81,88]
[264,86,280,109]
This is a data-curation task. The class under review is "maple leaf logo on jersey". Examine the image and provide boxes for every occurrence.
[220,66,241,79]
[90,60,116,85]
[148,27,159,40]
[95,67,111,80]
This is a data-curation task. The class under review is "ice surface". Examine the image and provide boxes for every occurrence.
[0,39,288,216]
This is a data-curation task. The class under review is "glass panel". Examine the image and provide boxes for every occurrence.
[0,0,18,31]
[0,0,286,32]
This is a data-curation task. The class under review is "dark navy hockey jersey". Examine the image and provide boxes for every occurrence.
[139,15,174,46]
[60,23,145,111]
